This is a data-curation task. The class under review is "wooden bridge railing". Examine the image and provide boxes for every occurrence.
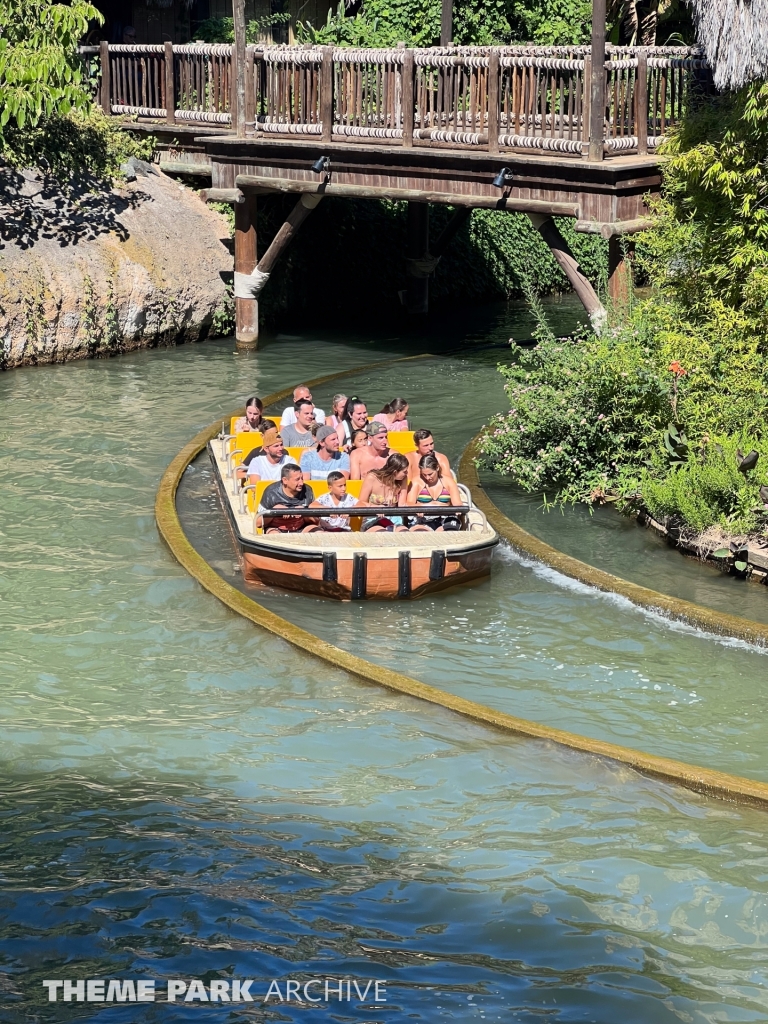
[83,42,708,158]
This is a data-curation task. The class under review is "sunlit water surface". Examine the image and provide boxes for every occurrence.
[2,305,768,1023]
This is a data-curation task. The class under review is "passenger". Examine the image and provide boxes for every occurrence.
[373,397,409,432]
[350,428,368,451]
[338,397,368,448]
[350,421,390,479]
[325,394,348,431]
[280,399,317,448]
[310,470,358,531]
[406,453,462,531]
[300,426,351,481]
[257,464,319,533]
[241,427,288,482]
[280,386,325,428]
[357,453,410,532]
[406,428,452,480]
[233,395,264,433]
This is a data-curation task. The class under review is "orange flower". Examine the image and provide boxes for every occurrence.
[668,360,687,377]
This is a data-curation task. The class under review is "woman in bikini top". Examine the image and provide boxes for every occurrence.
[406,453,462,530]
[358,453,410,532]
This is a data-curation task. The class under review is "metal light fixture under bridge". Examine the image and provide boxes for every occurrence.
[311,156,331,175]
[492,167,514,189]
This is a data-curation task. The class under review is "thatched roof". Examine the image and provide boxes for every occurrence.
[688,0,768,90]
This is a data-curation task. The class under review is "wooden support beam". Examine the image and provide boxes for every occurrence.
[588,0,606,161]
[100,41,111,116]
[405,202,430,315]
[608,235,634,307]
[257,194,323,277]
[164,41,175,125]
[529,213,605,327]
[235,175,580,217]
[234,193,258,349]
[200,188,245,204]
[233,0,247,138]
[574,216,654,237]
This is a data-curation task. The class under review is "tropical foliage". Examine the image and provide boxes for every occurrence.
[0,0,99,130]
[479,82,768,537]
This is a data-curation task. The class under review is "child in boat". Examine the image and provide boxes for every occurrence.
[310,471,358,531]
[373,397,409,432]
[350,428,368,451]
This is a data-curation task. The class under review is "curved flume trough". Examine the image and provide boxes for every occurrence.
[156,361,768,811]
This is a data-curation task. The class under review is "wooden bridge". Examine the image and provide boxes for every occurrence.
[86,39,708,345]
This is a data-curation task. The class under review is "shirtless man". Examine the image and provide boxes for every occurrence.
[406,429,452,480]
[350,421,391,479]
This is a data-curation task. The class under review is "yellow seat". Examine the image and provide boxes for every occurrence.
[284,446,307,465]
[228,432,263,468]
[386,432,417,453]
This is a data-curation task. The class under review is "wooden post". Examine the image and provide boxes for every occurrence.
[321,46,334,144]
[529,214,605,327]
[245,45,256,135]
[402,49,414,148]
[488,51,500,155]
[440,0,452,47]
[636,49,648,156]
[582,55,591,148]
[234,194,259,348]
[164,41,175,124]
[588,0,606,161]
[99,41,111,116]
[233,0,247,137]
[405,202,430,315]
[608,235,633,307]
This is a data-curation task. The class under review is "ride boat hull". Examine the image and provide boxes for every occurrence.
[208,439,498,601]
[241,533,495,600]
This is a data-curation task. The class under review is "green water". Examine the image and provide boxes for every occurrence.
[3,308,768,1023]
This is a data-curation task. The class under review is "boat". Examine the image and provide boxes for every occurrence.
[207,428,498,601]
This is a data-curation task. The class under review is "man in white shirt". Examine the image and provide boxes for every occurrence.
[280,385,325,428]
[245,428,291,482]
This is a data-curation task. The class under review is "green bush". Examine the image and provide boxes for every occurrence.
[477,323,670,502]
[0,0,100,131]
[1,108,153,179]
[641,435,766,534]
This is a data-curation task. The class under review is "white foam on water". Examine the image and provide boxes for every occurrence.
[499,544,768,656]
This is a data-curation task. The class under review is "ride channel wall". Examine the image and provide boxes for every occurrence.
[156,357,768,812]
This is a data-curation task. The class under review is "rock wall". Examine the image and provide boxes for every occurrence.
[0,160,232,368]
